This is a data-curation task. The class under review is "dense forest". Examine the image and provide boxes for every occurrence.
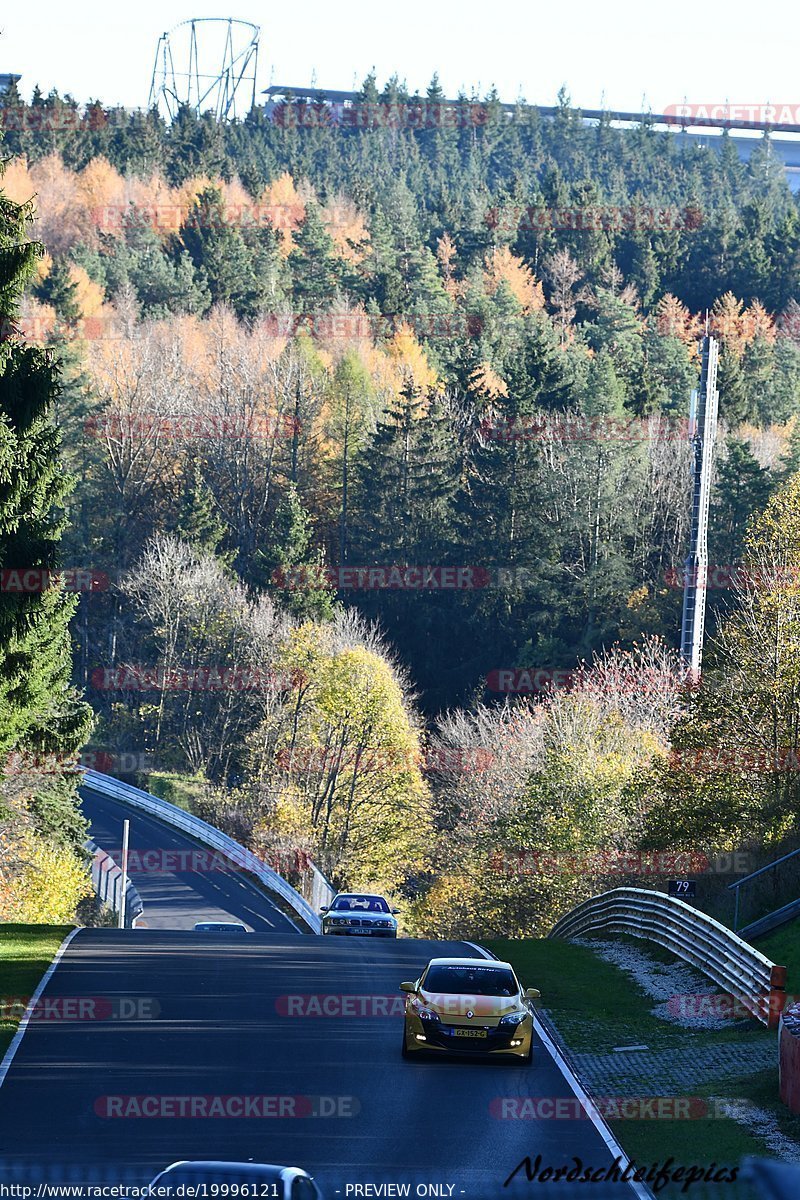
[3,79,800,935]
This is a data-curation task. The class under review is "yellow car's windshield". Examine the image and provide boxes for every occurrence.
[423,965,517,996]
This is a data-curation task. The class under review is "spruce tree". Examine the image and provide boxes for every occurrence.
[34,258,81,324]
[288,202,342,309]
[0,164,93,838]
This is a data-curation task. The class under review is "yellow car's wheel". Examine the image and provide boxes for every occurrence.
[401,1025,411,1059]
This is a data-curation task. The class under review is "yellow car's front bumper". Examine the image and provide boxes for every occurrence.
[402,1011,533,1060]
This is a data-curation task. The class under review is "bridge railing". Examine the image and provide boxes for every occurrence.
[81,768,322,933]
[549,886,786,1027]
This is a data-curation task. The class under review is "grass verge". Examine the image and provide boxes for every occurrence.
[144,772,208,813]
[0,924,73,1058]
[485,936,787,1199]
[755,922,800,997]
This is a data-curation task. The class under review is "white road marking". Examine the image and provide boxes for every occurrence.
[462,940,652,1200]
[0,927,82,1091]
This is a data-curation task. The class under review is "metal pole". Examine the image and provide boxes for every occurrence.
[680,334,719,677]
[119,819,130,929]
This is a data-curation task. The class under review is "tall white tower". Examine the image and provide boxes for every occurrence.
[680,334,720,677]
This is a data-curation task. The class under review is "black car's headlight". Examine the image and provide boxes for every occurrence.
[498,1010,529,1028]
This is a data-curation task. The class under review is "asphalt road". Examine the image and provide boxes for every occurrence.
[0,930,648,1199]
[0,786,648,1198]
[79,788,301,934]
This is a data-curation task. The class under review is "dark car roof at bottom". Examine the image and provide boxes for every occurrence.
[154,1162,287,1180]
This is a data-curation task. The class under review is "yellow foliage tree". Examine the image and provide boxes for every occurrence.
[469,360,508,400]
[321,195,370,264]
[268,624,433,892]
[78,156,126,215]
[653,293,701,345]
[69,265,105,318]
[711,292,748,356]
[0,157,36,206]
[29,155,94,253]
[743,299,776,344]
[0,830,90,923]
[259,173,306,255]
[484,245,545,313]
[386,322,438,394]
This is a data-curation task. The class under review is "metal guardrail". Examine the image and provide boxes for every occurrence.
[306,860,336,911]
[86,838,144,927]
[549,886,786,1028]
[81,769,322,933]
[729,844,800,932]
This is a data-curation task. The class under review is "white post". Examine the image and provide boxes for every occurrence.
[118,819,130,929]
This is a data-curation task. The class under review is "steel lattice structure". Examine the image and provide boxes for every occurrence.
[148,18,259,121]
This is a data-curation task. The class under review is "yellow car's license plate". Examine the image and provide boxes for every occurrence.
[454,1028,487,1038]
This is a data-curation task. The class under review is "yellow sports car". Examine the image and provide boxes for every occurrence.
[400,956,540,1062]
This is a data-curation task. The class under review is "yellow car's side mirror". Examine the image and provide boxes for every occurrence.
[525,987,541,1000]
[399,981,416,993]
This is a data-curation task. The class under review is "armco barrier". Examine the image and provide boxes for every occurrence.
[306,860,336,912]
[779,1002,800,1111]
[86,838,144,928]
[80,768,322,933]
[550,886,786,1027]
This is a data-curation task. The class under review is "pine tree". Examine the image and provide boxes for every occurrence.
[178,186,265,319]
[288,202,342,308]
[34,259,81,324]
[0,163,93,840]
[349,379,461,709]
[710,438,773,565]
[353,377,458,563]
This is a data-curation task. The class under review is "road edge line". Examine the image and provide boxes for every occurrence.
[463,940,653,1200]
[0,926,83,1091]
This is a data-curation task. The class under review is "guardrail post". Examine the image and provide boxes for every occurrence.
[769,964,789,1029]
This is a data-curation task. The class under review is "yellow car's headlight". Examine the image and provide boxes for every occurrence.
[498,1010,528,1028]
